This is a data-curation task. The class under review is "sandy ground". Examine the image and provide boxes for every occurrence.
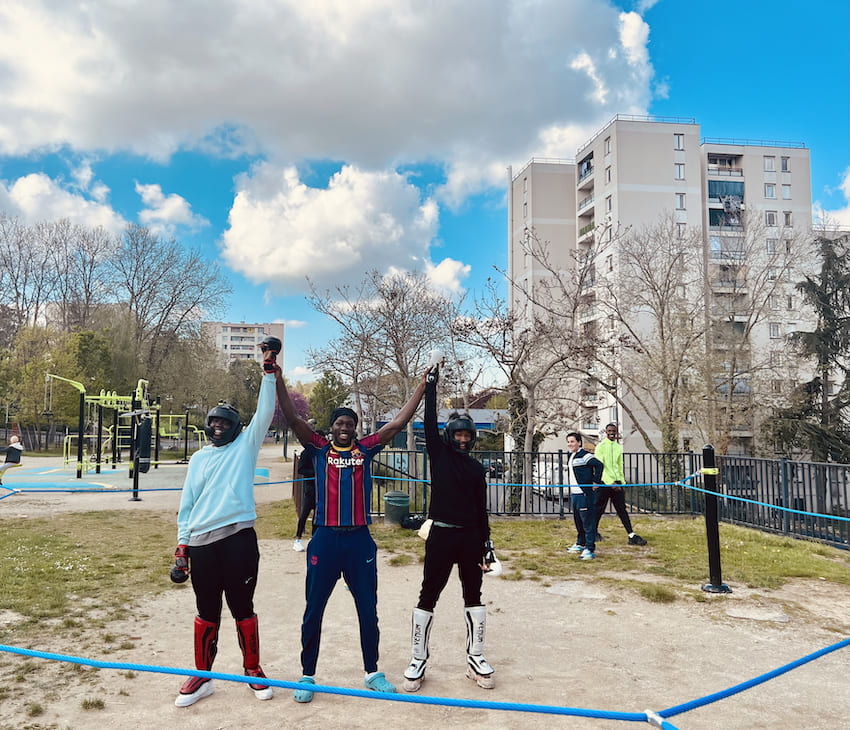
[1,446,848,730]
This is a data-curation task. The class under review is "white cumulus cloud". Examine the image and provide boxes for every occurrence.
[814,168,850,228]
[0,0,654,193]
[221,163,440,294]
[0,173,125,231]
[135,182,209,236]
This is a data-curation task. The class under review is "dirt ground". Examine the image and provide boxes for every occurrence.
[1,446,848,730]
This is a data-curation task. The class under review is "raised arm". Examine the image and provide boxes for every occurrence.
[376,371,428,446]
[274,371,315,447]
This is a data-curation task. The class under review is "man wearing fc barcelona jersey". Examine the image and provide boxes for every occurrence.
[276,373,427,702]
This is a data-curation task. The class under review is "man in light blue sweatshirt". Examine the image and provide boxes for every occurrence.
[170,340,282,708]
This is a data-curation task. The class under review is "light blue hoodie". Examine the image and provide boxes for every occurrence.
[177,373,275,545]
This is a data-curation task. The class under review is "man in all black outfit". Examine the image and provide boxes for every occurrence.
[403,365,495,692]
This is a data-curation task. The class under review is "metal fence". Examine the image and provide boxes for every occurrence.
[371,449,850,550]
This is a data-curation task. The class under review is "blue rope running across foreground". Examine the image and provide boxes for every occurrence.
[1,637,847,727]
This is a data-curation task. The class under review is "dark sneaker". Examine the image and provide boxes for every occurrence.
[629,534,647,546]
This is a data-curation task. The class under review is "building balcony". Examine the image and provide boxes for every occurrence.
[578,220,595,240]
[707,166,744,177]
[577,168,594,191]
[577,193,594,213]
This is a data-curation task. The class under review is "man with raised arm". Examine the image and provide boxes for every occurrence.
[170,336,282,708]
[276,372,428,703]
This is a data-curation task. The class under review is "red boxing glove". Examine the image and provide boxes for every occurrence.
[170,544,189,583]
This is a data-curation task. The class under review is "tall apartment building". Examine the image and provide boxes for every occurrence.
[508,115,814,455]
[202,321,285,368]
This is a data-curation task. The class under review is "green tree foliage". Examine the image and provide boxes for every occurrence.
[764,234,850,461]
[309,371,350,432]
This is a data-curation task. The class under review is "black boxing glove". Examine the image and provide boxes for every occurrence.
[170,544,189,583]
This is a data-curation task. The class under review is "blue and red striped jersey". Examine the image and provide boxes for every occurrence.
[306,431,384,526]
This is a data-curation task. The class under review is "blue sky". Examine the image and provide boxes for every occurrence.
[1,0,847,382]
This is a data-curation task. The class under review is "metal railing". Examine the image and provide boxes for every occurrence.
[369,449,849,549]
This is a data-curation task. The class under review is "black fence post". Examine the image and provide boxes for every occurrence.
[702,444,731,594]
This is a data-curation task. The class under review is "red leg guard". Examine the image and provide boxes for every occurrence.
[236,614,261,670]
[179,616,218,696]
[236,614,270,693]
[194,616,219,671]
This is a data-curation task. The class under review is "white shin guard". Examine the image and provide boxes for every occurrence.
[404,608,434,681]
[464,605,494,685]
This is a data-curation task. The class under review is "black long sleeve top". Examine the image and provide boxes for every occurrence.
[424,377,489,539]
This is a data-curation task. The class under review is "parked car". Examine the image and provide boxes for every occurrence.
[480,458,505,479]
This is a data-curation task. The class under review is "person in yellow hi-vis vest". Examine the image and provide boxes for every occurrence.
[593,423,647,546]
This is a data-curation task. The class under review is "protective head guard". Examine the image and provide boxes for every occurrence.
[259,336,282,355]
[443,412,477,452]
[204,402,243,446]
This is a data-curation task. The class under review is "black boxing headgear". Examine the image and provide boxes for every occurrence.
[330,407,358,426]
[444,412,477,452]
[204,403,243,446]
[259,336,282,355]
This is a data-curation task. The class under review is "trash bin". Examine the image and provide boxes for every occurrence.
[383,490,410,525]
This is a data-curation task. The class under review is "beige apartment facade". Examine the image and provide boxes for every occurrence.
[202,320,285,368]
[509,115,815,455]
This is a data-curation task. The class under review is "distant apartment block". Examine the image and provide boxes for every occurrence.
[508,114,815,455]
[202,321,285,368]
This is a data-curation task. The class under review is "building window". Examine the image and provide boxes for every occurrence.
[782,184,791,199]
[786,295,794,310]
[764,156,776,172]
[674,133,685,150]
[675,193,686,210]
[769,322,781,338]
[769,351,781,367]
[674,163,685,180]
[764,183,776,199]
[606,254,613,272]
[784,238,792,253]
[676,222,686,238]
[523,202,527,218]
[523,177,528,192]
[781,156,790,172]
[605,166,612,183]
[767,267,778,281]
[604,136,611,155]
[766,238,777,254]
[772,380,782,393]
[606,195,612,212]
[765,211,777,227]
[784,211,793,226]
[769,295,779,309]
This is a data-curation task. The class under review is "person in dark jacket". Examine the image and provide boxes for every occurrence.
[293,448,316,552]
[564,431,604,560]
[403,365,495,693]
[0,435,23,484]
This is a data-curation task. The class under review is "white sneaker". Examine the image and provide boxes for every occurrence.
[566,543,584,554]
[175,678,214,707]
[293,539,305,552]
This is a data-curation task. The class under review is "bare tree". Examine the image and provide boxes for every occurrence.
[45,220,114,331]
[589,215,706,455]
[106,224,231,385]
[307,269,448,448]
[0,214,57,329]
[455,229,599,504]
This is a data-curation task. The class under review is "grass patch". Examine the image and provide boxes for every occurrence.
[0,510,175,639]
[81,697,105,710]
